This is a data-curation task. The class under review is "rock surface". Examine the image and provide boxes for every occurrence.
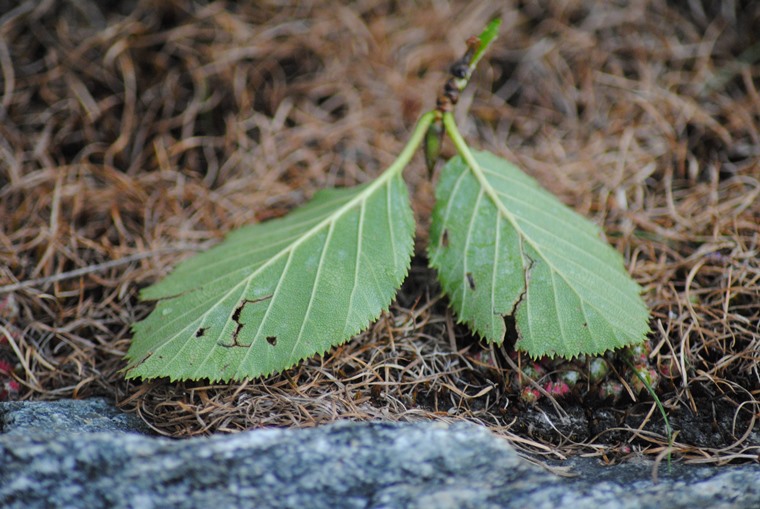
[0,398,153,435]
[1,399,759,509]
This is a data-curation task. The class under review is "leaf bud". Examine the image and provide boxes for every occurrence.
[424,118,444,176]
[588,357,609,383]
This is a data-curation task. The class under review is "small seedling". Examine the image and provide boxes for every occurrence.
[125,20,650,382]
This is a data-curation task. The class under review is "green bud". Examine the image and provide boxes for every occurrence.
[588,357,609,383]
[558,369,581,387]
[630,366,659,394]
[623,341,650,365]
[424,118,444,176]
[598,380,624,402]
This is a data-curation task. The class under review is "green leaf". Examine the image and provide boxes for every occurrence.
[125,174,415,382]
[428,149,650,359]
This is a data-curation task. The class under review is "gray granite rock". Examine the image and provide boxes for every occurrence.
[1,399,758,509]
[0,398,152,435]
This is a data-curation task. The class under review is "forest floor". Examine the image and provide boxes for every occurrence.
[1,0,758,465]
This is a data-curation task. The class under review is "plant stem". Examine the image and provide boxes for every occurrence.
[441,111,474,163]
[426,18,501,173]
[386,111,435,178]
[436,18,501,114]
[469,19,502,74]
[441,111,499,204]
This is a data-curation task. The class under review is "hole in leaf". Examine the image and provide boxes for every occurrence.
[266,336,277,346]
[227,295,274,347]
[195,327,207,338]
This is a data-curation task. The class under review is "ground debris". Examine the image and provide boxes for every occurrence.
[0,0,758,464]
